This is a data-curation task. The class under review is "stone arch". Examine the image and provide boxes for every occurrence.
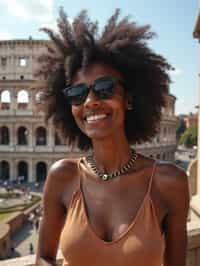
[36,162,47,182]
[55,132,65,145]
[17,161,28,182]
[0,126,9,144]
[0,161,10,180]
[163,127,167,136]
[156,154,160,159]
[35,91,44,103]
[162,153,166,160]
[17,126,28,145]
[36,127,47,145]
[35,91,44,112]
[17,89,29,109]
[0,90,11,110]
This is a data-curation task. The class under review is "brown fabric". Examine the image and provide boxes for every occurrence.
[60,162,165,266]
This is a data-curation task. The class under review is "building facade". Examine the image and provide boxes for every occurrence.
[0,39,177,183]
[184,112,198,128]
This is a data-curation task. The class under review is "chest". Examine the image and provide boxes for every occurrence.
[81,176,152,242]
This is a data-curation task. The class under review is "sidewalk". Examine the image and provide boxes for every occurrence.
[10,222,38,258]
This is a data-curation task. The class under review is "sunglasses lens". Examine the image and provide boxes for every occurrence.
[63,77,117,105]
[63,85,88,105]
[94,78,115,99]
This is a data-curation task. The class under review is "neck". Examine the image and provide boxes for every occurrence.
[91,133,132,173]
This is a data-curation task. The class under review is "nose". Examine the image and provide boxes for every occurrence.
[84,90,100,108]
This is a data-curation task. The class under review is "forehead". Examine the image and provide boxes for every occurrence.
[72,63,123,84]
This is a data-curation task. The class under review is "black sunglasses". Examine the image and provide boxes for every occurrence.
[62,76,123,106]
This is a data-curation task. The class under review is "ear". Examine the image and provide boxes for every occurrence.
[125,94,133,110]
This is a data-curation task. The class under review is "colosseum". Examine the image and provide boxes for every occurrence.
[0,39,177,183]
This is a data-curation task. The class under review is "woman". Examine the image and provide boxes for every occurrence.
[35,8,189,266]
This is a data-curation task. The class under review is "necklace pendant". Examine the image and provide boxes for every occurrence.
[102,174,109,181]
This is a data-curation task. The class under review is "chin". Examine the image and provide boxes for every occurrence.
[85,130,112,141]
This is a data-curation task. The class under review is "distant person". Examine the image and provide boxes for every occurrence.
[35,7,189,266]
[34,182,39,190]
[29,243,34,254]
[28,213,35,226]
[11,243,15,254]
[35,219,39,232]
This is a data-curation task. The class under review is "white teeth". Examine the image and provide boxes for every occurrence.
[86,114,107,123]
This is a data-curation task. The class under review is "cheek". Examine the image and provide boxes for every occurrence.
[108,97,127,120]
[71,106,84,128]
[71,106,81,119]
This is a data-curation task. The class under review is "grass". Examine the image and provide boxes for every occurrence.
[0,193,41,214]
[0,192,21,199]
[0,212,12,221]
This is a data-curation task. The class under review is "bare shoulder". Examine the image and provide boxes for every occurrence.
[45,158,80,185]
[43,158,81,204]
[155,161,189,210]
[156,161,188,187]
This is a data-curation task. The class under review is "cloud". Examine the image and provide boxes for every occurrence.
[169,67,183,77]
[2,0,54,22]
[0,32,13,40]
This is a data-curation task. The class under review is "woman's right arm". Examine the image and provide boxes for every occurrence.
[35,161,68,266]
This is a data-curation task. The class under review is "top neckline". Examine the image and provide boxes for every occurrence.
[78,186,150,245]
[73,159,158,245]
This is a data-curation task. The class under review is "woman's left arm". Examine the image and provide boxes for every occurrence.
[161,164,190,266]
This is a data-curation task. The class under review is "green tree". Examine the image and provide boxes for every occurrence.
[179,125,198,148]
[176,116,186,140]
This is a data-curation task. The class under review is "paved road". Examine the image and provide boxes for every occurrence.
[10,222,38,258]
[175,149,196,171]
[0,183,43,258]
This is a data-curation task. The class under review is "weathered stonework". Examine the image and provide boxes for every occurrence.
[0,39,177,182]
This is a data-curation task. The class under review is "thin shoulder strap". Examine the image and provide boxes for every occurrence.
[77,157,84,190]
[67,158,84,208]
[147,160,157,194]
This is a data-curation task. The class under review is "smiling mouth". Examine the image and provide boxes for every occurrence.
[84,114,110,124]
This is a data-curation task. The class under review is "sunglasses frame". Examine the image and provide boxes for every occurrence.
[62,76,124,106]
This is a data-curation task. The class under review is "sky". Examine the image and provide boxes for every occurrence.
[0,0,199,115]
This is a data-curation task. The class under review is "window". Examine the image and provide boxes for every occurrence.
[35,92,44,103]
[0,90,11,110]
[1,57,7,67]
[17,127,28,145]
[0,161,10,180]
[19,57,27,67]
[18,161,28,182]
[17,90,29,109]
[0,127,9,145]
[17,90,29,103]
[36,127,47,145]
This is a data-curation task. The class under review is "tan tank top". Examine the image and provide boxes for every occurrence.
[60,161,165,266]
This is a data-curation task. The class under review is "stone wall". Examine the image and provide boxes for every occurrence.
[188,159,197,196]
[0,224,11,260]
[0,200,41,259]
[187,220,200,266]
